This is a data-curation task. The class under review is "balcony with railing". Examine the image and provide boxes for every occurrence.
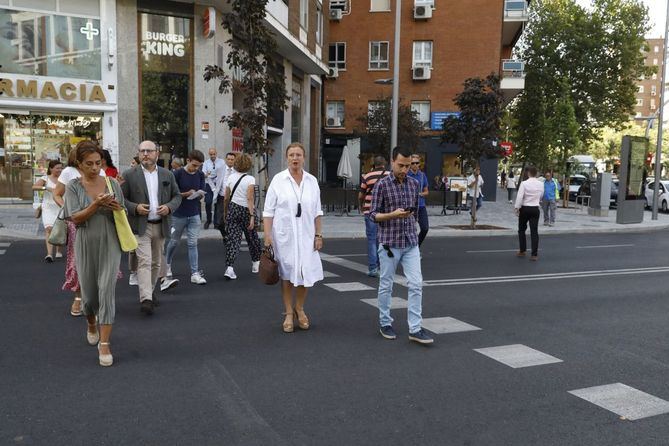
[502,0,529,46]
[500,59,526,104]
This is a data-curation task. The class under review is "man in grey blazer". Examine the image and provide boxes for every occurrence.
[121,140,182,315]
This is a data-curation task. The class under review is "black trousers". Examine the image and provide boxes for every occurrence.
[518,206,540,256]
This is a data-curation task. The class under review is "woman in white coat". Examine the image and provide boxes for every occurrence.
[263,143,324,333]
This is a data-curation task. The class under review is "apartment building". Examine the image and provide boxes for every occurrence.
[634,38,665,123]
[322,0,528,199]
[0,0,327,200]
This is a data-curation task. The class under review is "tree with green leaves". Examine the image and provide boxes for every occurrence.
[203,0,288,156]
[356,97,425,154]
[548,79,581,207]
[513,0,654,169]
[441,73,504,227]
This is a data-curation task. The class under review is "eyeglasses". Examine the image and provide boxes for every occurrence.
[411,162,420,165]
[139,149,157,154]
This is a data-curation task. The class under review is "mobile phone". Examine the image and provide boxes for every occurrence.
[404,207,416,214]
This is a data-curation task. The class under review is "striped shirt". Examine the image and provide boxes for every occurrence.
[370,173,420,249]
[360,168,388,214]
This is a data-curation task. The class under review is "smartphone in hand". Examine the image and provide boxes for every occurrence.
[404,207,417,214]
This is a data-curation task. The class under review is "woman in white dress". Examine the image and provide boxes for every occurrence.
[263,143,324,333]
[32,160,64,262]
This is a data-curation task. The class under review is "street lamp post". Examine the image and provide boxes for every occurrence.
[652,0,669,220]
[389,0,401,161]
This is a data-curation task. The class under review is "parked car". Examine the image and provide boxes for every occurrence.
[568,174,588,201]
[577,178,619,208]
[644,180,669,212]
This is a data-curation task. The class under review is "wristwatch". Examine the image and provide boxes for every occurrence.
[315,234,323,239]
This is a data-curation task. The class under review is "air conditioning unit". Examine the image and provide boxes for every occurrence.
[414,5,433,19]
[326,117,342,127]
[329,8,343,20]
[326,67,339,79]
[412,66,431,80]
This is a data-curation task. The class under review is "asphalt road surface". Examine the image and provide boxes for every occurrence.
[1,231,668,446]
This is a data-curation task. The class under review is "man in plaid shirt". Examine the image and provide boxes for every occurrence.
[369,146,433,345]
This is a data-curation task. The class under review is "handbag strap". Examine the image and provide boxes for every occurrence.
[264,244,275,261]
[230,174,247,199]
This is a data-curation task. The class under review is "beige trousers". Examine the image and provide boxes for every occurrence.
[136,223,164,302]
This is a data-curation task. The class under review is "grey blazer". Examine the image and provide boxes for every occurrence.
[120,165,182,237]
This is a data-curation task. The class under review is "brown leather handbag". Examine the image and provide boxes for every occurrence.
[259,245,280,285]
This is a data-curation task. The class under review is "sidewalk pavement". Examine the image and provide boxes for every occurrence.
[2,189,669,240]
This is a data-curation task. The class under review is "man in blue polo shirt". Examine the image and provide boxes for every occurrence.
[541,171,561,226]
[407,154,430,246]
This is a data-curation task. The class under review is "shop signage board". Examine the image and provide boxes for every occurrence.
[430,111,460,130]
[203,7,216,38]
[0,74,116,107]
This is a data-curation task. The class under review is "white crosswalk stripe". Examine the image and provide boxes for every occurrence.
[473,344,563,368]
[422,317,482,334]
[569,383,669,421]
[324,282,374,292]
[323,271,340,278]
[360,297,407,309]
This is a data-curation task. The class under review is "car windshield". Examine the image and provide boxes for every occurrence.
[570,177,585,186]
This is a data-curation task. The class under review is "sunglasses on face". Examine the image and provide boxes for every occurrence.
[411,162,420,165]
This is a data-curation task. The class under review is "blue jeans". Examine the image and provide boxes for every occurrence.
[468,195,483,211]
[166,215,201,274]
[417,207,429,246]
[365,214,379,272]
[377,244,423,333]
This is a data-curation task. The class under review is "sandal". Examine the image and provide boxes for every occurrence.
[98,342,113,367]
[86,322,99,346]
[294,309,310,330]
[70,297,83,317]
[282,312,294,333]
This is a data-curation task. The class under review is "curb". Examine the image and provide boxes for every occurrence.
[3,224,669,242]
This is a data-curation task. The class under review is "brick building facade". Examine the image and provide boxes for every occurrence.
[322,0,528,200]
[634,38,665,123]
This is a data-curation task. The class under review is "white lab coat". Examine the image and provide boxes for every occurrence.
[263,169,324,287]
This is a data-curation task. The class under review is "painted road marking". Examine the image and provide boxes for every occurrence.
[324,282,375,292]
[320,253,408,287]
[0,242,9,248]
[331,254,367,257]
[466,249,534,253]
[575,244,634,249]
[0,250,5,255]
[569,383,669,421]
[423,266,669,287]
[323,271,340,278]
[474,344,563,368]
[422,317,482,334]
[360,297,407,309]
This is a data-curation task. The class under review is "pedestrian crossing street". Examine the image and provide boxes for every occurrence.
[319,253,669,423]
[0,242,10,255]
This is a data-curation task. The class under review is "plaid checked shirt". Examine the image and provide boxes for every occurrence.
[369,172,420,248]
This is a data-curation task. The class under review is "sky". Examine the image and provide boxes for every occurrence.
[575,0,666,37]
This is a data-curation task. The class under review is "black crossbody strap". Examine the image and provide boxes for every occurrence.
[230,174,247,199]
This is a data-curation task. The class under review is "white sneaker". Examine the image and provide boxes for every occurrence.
[160,277,179,292]
[128,272,138,286]
[166,263,173,278]
[251,261,260,273]
[191,271,207,285]
[224,266,237,280]
[55,252,63,259]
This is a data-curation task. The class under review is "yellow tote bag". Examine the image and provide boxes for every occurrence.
[105,177,139,252]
